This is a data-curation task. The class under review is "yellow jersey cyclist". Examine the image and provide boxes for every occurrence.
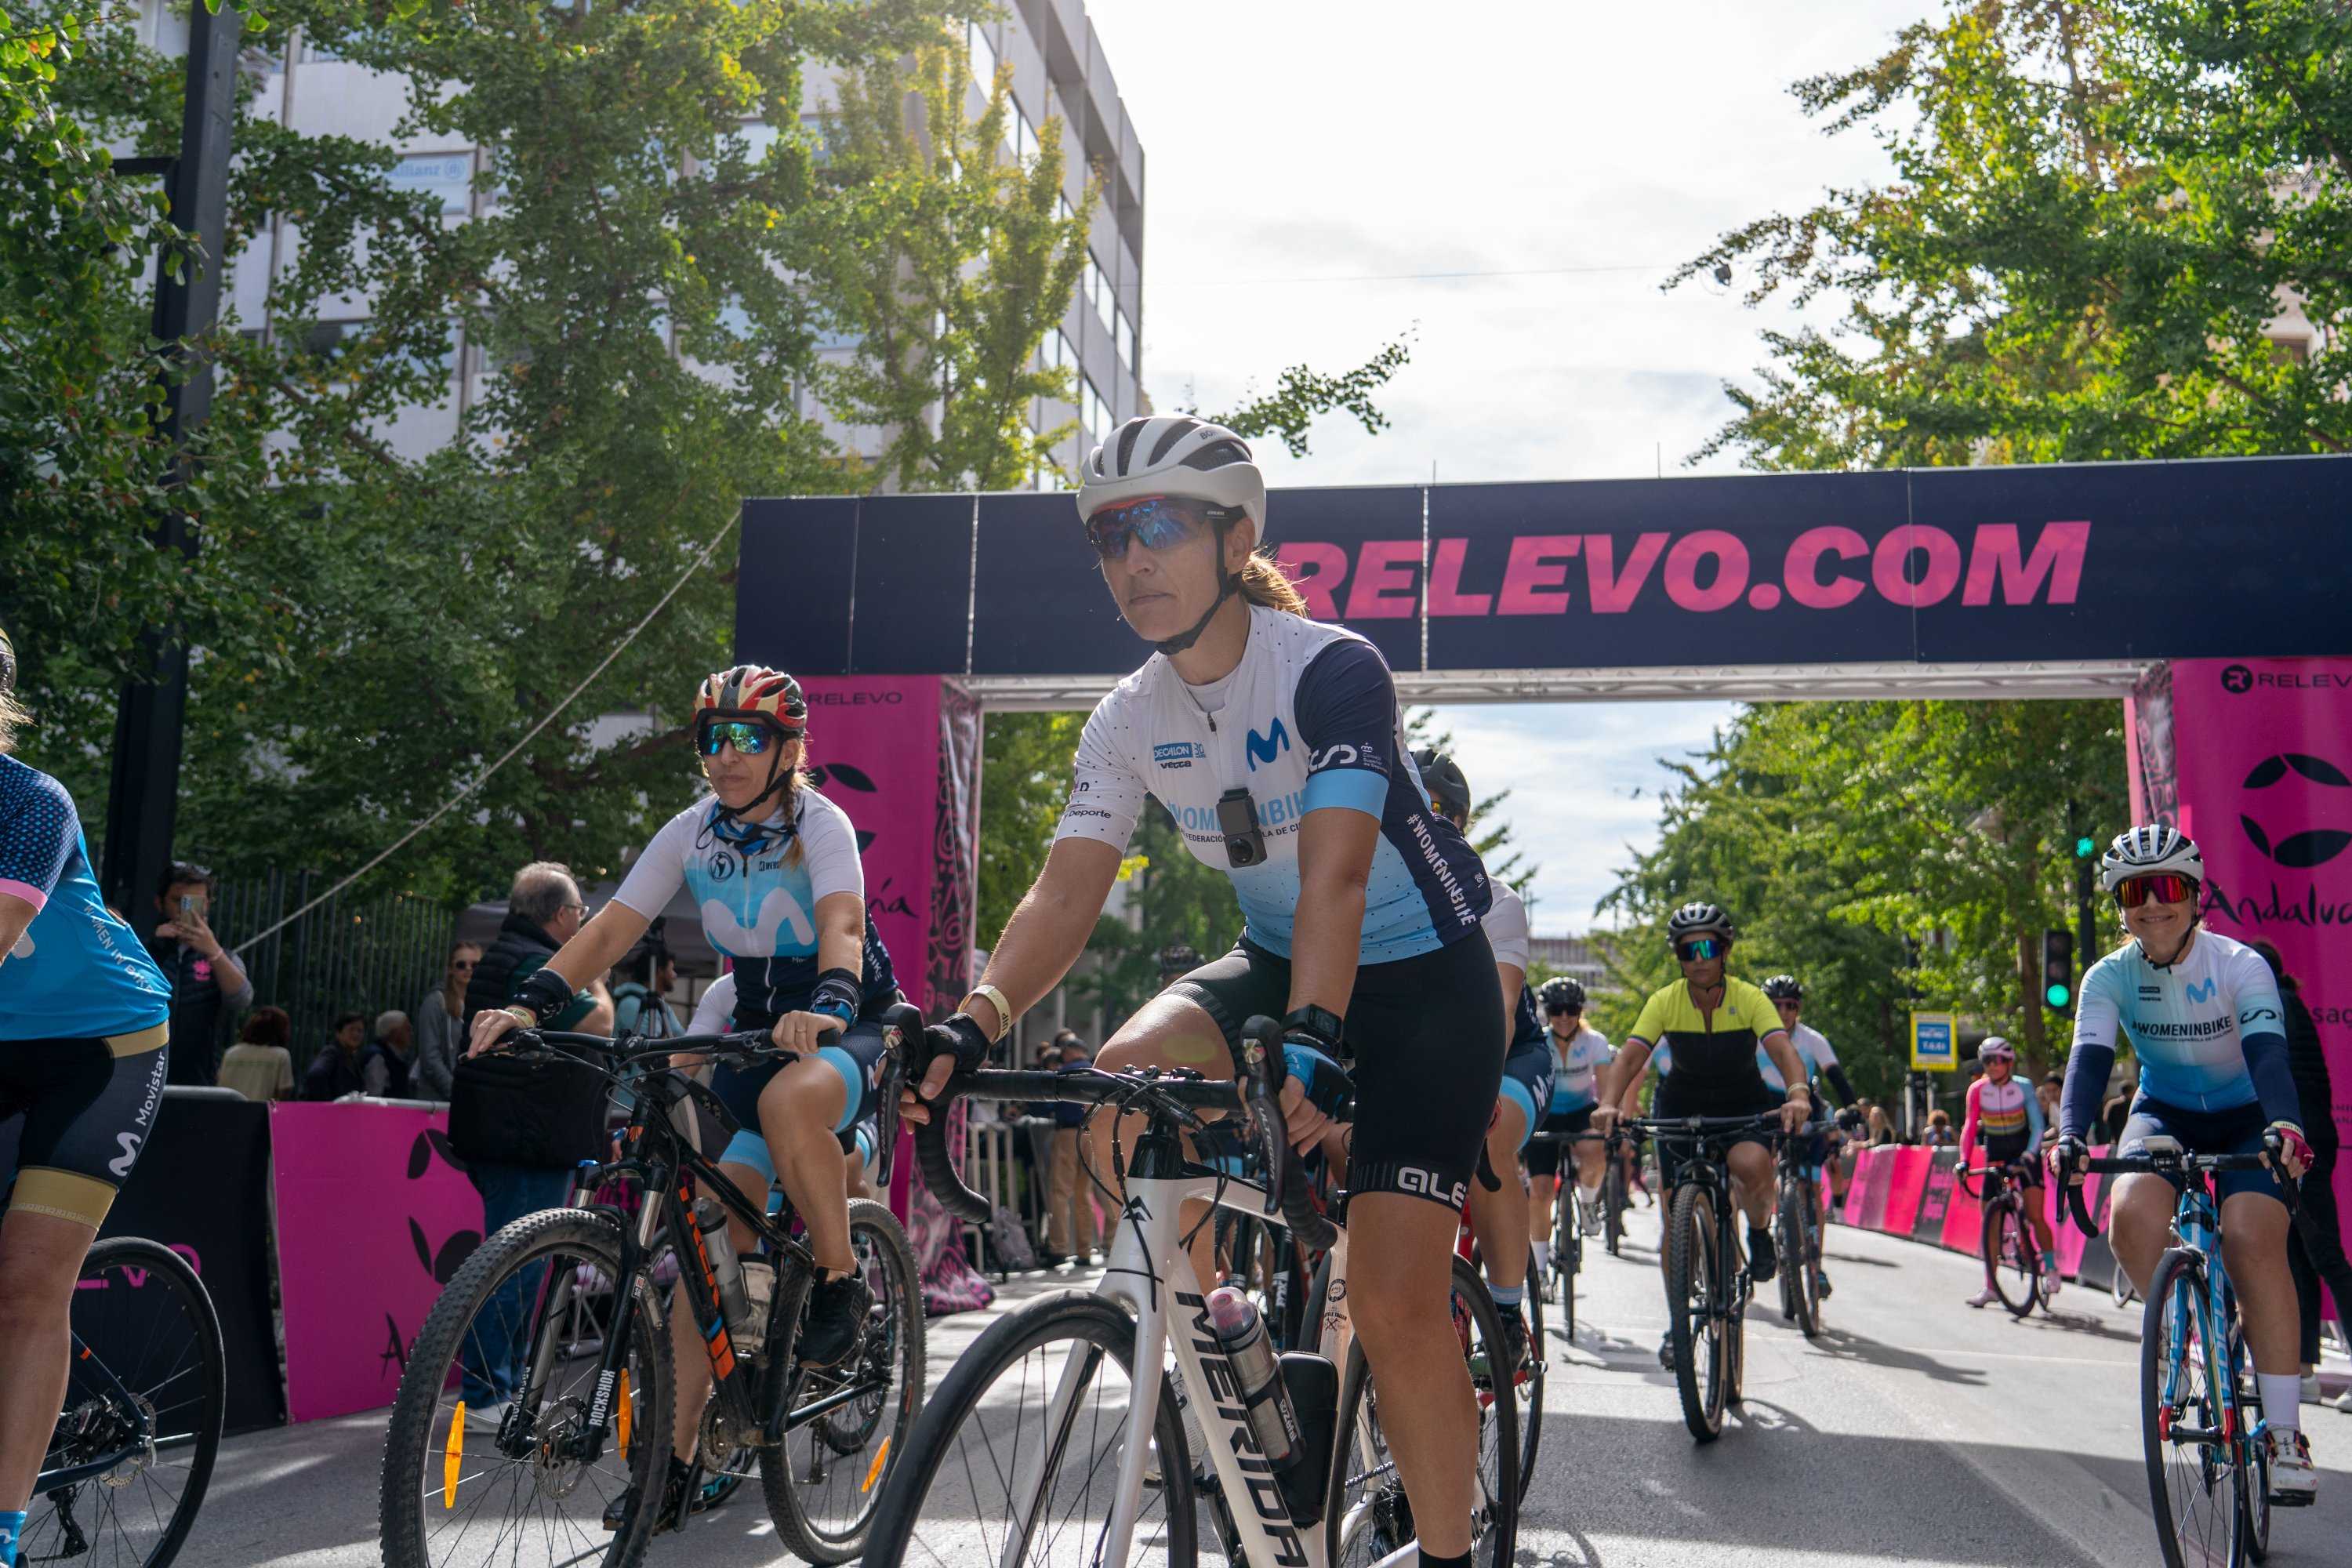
[1593,902,1808,1368]
[0,627,175,1568]
[468,665,906,1530]
[1526,977,1614,1264]
[2049,826,2318,1503]
[1758,973,1857,1297]
[904,416,1504,1568]
[1416,748,1552,1375]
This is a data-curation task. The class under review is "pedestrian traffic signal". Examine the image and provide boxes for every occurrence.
[2042,927,2075,1012]
[2074,834,2096,858]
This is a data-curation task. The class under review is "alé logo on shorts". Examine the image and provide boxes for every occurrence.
[1245,717,1290,772]
[2184,977,2218,1004]
[1176,1288,1309,1566]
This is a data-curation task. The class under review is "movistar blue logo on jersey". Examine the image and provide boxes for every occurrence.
[1245,718,1290,772]
[2185,978,2217,1003]
[1153,741,1205,769]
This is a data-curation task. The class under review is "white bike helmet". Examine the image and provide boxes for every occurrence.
[1077,416,1266,535]
[2098,824,2204,892]
[1077,416,1269,655]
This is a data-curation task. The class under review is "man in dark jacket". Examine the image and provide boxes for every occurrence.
[2248,938,2352,1407]
[147,861,254,1087]
[361,1010,416,1098]
[455,862,612,1424]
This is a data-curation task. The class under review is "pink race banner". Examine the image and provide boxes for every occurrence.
[271,1104,483,1421]
[1913,1150,1961,1243]
[2131,657,2352,1312]
[1843,1148,1892,1228]
[1878,1147,1933,1236]
[1940,1170,1984,1257]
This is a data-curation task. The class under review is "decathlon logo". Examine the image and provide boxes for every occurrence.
[2184,978,2216,1004]
[1152,741,1205,770]
[1245,718,1290,772]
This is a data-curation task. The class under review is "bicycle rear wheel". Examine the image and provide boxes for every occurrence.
[1665,1183,1726,1443]
[379,1207,673,1568]
[760,1199,926,1563]
[1780,1178,1822,1338]
[862,1290,1195,1568]
[1328,1255,1517,1567]
[2140,1249,2243,1568]
[1985,1200,2040,1319]
[1602,1158,1628,1256]
[24,1236,226,1568]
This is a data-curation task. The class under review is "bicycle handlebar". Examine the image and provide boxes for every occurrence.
[2058,1145,2296,1238]
[903,1016,1339,1250]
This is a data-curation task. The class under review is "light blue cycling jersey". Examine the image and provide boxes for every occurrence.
[1547,1027,1616,1114]
[2059,928,2297,1137]
[0,757,171,1043]
[1056,607,1490,964]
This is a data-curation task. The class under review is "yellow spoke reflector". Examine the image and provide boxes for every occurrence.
[862,1435,892,1495]
[617,1371,633,1454]
[444,1403,464,1508]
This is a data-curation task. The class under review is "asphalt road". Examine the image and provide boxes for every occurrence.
[190,1204,2351,1566]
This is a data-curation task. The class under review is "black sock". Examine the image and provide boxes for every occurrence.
[1419,1551,1473,1568]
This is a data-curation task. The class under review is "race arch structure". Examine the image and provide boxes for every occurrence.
[735,453,2352,1257]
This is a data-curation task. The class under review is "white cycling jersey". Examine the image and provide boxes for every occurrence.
[1760,1021,1841,1092]
[1054,606,1490,964]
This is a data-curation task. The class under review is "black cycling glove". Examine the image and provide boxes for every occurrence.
[918,1014,992,1091]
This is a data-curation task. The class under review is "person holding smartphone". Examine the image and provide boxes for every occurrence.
[146,861,252,1087]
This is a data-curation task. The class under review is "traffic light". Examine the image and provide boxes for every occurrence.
[2042,927,2076,1013]
[2074,834,2097,859]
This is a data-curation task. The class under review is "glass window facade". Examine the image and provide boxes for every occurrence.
[389,151,474,215]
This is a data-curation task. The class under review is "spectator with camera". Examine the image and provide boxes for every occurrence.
[147,860,252,1087]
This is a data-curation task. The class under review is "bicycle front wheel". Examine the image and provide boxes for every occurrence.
[24,1236,226,1568]
[2140,1248,2243,1568]
[1665,1183,1726,1442]
[760,1198,926,1563]
[1513,1245,1547,1504]
[1985,1200,2039,1319]
[2230,1318,2270,1563]
[1328,1255,1517,1568]
[1601,1159,1628,1256]
[379,1207,673,1568]
[863,1290,1195,1568]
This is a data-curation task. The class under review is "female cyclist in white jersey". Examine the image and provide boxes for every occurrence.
[906,416,1505,1568]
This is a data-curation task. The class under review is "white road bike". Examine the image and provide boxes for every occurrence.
[866,1017,1519,1568]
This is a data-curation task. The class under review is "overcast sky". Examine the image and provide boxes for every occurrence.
[1091,0,1926,931]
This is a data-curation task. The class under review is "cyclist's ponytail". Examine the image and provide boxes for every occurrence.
[1236,548,1308,617]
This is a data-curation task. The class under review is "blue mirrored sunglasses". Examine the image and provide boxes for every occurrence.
[697,719,782,757]
[1082,495,1221,561]
[1675,937,1725,962]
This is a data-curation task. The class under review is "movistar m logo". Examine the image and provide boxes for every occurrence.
[2184,978,2216,1003]
[1245,718,1290,772]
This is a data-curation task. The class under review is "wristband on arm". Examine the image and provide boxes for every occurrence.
[514,965,578,1027]
[808,967,862,1027]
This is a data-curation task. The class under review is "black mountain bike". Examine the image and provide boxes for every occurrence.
[1774,1135,1828,1338]
[378,1019,924,1568]
[1632,1113,1814,1443]
[1601,1129,1635,1256]
[21,1236,226,1568]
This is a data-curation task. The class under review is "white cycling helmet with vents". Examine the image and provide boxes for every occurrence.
[1077,416,1266,537]
[2098,824,2205,892]
[1078,416,1270,655]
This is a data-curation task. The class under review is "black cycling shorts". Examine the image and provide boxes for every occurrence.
[1983,1131,2045,1187]
[2120,1098,2283,1207]
[1168,932,1504,1212]
[712,993,901,1178]
[1525,1106,1595,1178]
[1651,1068,1778,1190]
[1,1025,171,1229]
